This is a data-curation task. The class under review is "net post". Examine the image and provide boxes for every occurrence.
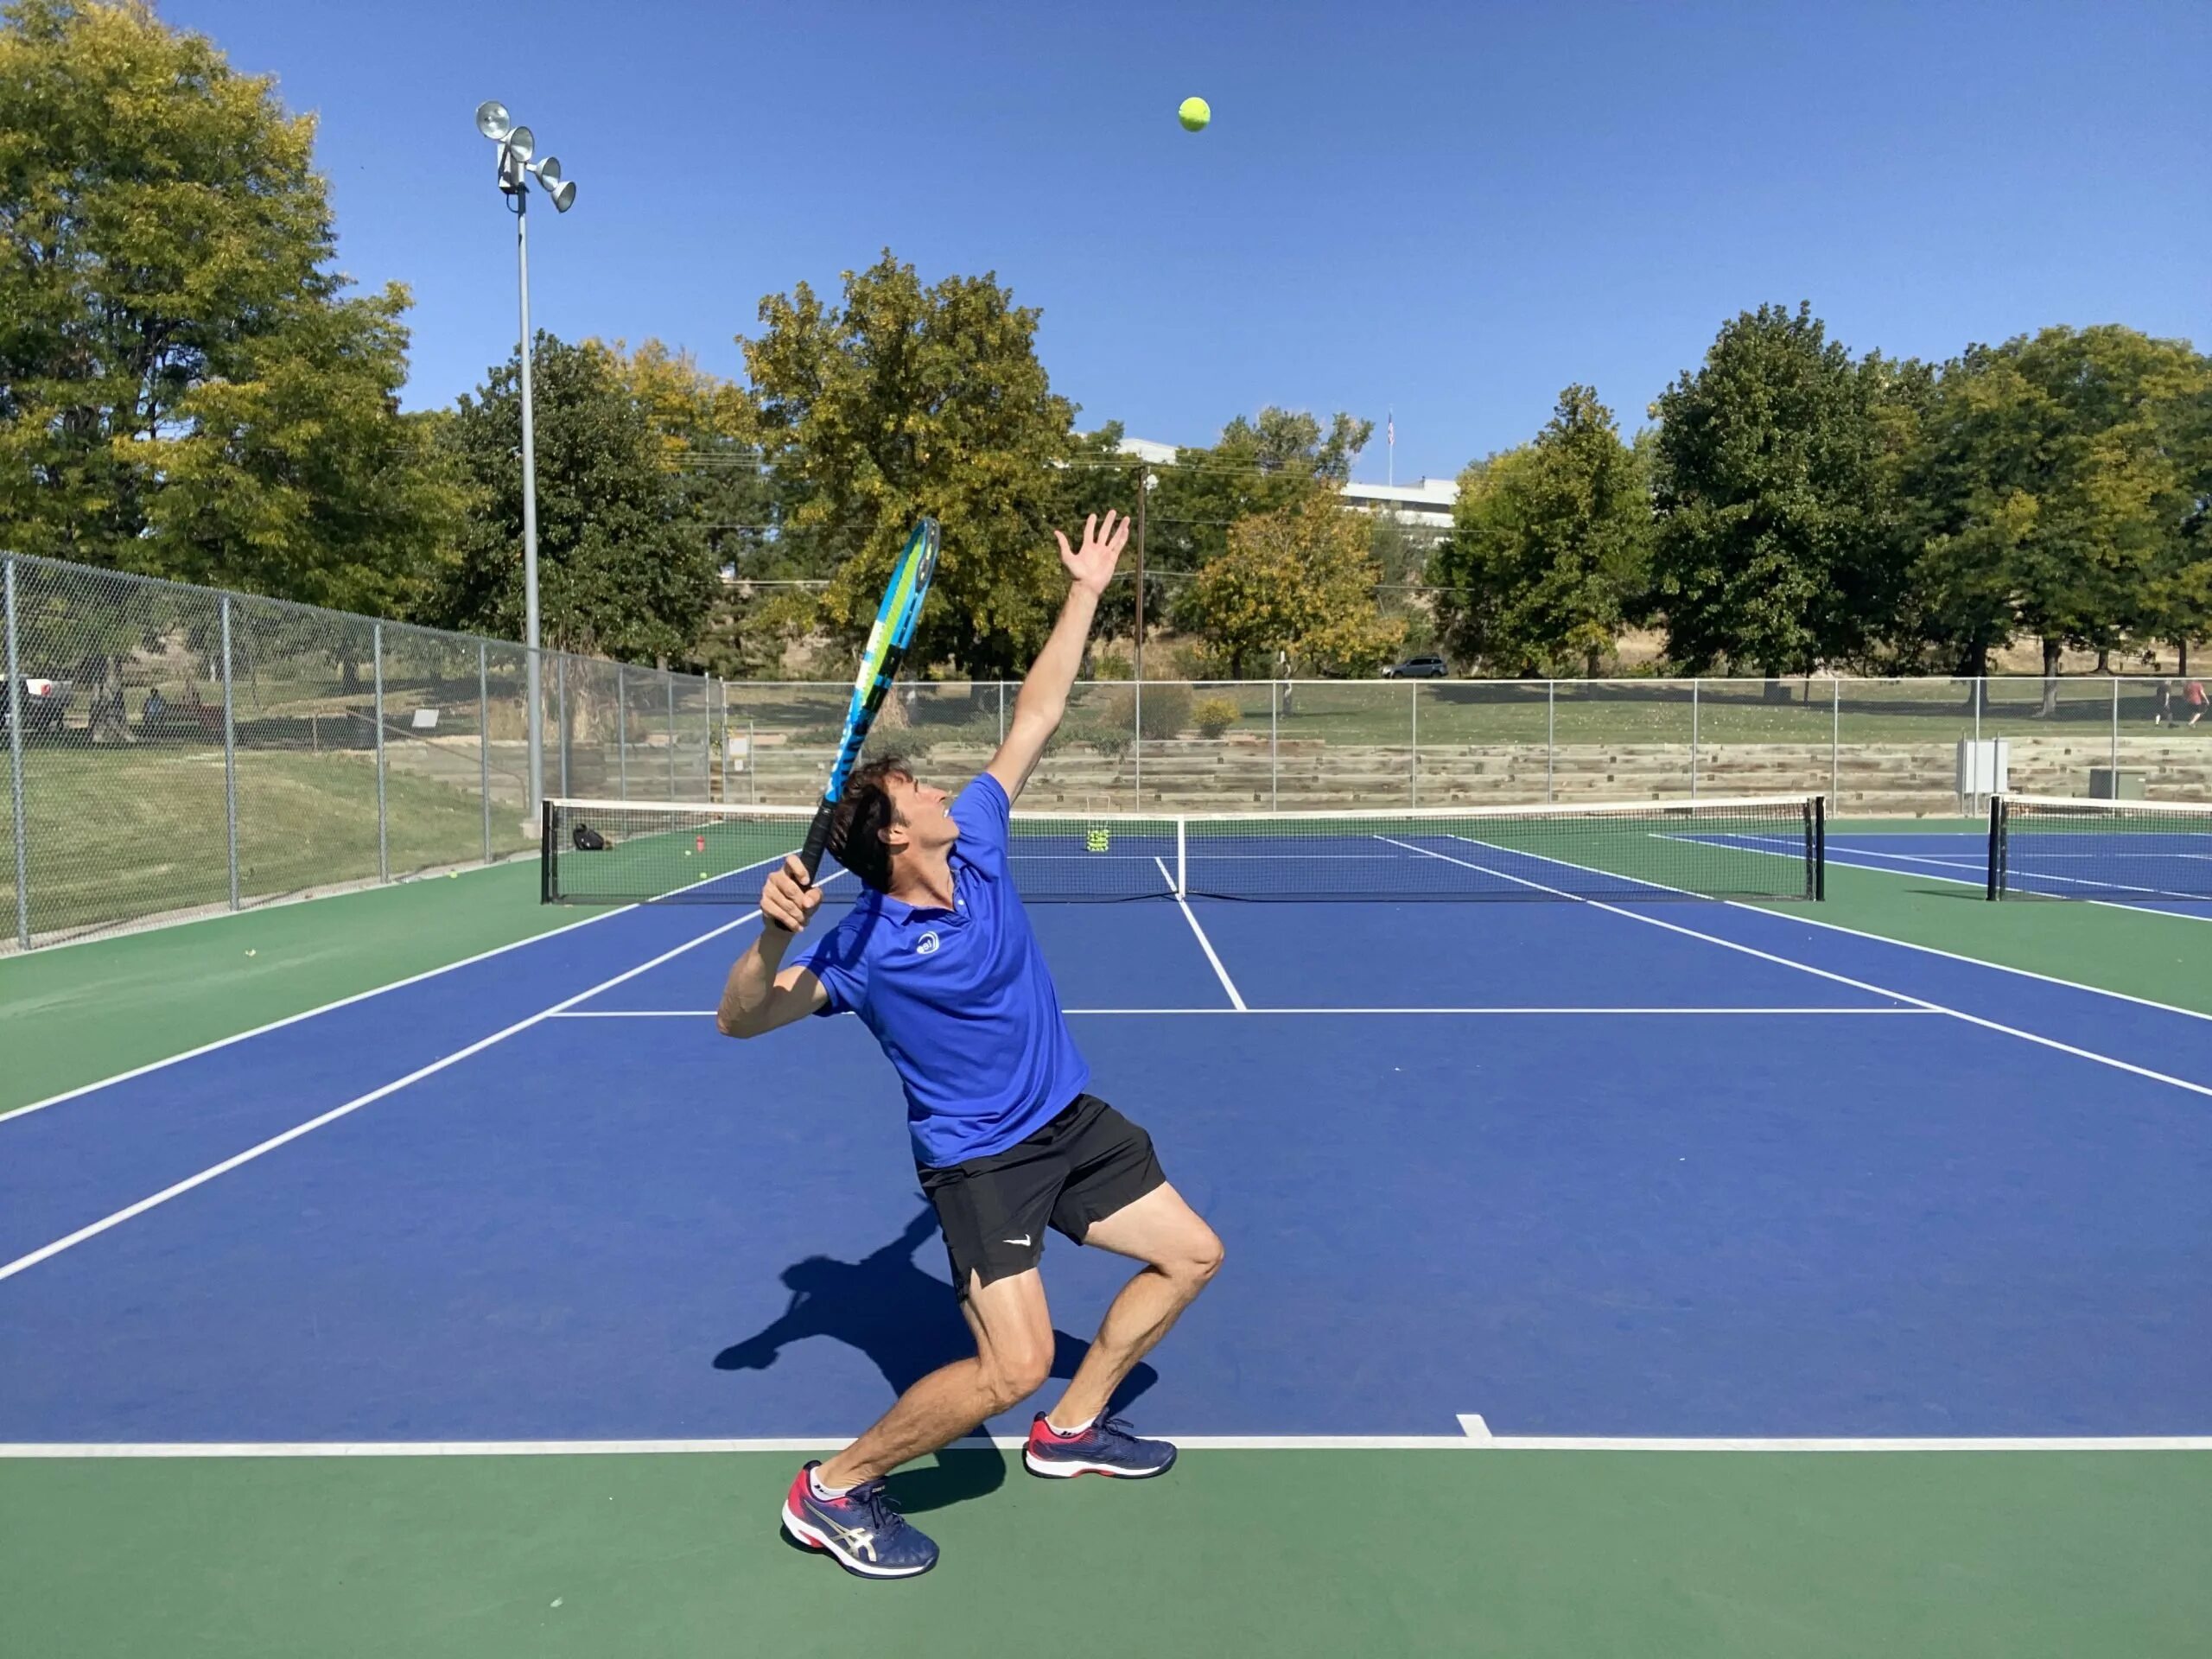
[1811,794,1825,900]
[221,594,238,911]
[478,641,493,863]
[373,620,389,883]
[1175,815,1187,898]
[1690,678,1700,800]
[1546,680,1555,804]
[1409,679,1419,807]
[539,798,556,903]
[616,664,628,800]
[666,671,677,798]
[5,556,30,950]
[1986,796,2005,899]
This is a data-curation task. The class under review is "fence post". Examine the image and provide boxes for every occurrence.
[1546,680,1555,804]
[616,666,629,799]
[748,716,758,805]
[478,641,492,863]
[556,655,569,798]
[1974,676,1982,747]
[1408,679,1419,807]
[4,556,29,949]
[1689,677,1700,801]
[221,595,238,910]
[702,679,713,801]
[998,682,1007,747]
[1269,680,1279,810]
[1831,677,1840,805]
[666,671,677,798]
[1132,679,1141,809]
[2110,675,2119,779]
[372,621,389,883]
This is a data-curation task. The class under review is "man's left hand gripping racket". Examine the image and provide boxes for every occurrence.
[787,516,941,899]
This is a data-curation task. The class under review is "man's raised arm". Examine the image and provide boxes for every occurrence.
[987,511,1130,804]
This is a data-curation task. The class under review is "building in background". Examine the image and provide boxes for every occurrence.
[1116,437,1456,543]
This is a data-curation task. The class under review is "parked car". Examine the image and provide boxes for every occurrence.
[1381,656,1449,680]
[0,676,70,735]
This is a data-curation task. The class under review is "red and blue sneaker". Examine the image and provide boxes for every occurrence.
[1023,1413,1178,1479]
[780,1462,939,1580]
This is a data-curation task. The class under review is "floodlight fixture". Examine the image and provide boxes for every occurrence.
[475,100,511,140]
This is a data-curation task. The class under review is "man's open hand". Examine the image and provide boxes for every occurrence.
[1054,511,1130,598]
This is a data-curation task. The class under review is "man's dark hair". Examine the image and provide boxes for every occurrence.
[825,755,912,893]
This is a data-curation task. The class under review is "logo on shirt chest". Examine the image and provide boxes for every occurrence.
[914,931,941,956]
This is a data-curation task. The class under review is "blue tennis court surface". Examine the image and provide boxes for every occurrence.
[1824,829,2212,918]
[4,876,2209,1450]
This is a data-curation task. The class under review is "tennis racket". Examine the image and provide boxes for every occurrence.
[791,516,941,887]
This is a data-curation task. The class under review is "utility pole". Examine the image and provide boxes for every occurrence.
[1134,468,1148,682]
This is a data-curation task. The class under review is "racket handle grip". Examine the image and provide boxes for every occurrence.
[797,803,834,886]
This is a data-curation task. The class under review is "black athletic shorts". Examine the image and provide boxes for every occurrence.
[917,1094,1166,1297]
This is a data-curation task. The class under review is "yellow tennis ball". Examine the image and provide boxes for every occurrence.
[1178,96,1211,132]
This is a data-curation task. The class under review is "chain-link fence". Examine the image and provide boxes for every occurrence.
[713,673,2212,817]
[2,553,727,952]
[7,547,2207,950]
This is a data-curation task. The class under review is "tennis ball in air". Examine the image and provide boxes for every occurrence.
[1178,96,1211,132]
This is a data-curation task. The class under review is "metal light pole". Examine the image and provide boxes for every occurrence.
[475,101,576,819]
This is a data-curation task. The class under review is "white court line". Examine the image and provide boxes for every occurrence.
[1454,1417,2209,1452]
[1,847,802,1126]
[1376,836,2212,1103]
[1158,855,1247,1011]
[1730,830,2212,923]
[0,880,840,1286]
[548,1006,1936,1019]
[3,1425,2202,1458]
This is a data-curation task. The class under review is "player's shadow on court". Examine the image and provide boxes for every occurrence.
[715,1206,1157,1513]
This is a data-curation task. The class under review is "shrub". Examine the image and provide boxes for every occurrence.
[1192,695,1242,738]
[1096,681,1193,740]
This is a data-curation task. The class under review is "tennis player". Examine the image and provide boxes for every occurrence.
[717,511,1224,1580]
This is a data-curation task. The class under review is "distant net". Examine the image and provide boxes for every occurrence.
[540,795,1824,906]
[1986,795,2212,902]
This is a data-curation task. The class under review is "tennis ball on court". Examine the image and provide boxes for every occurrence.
[1178,96,1211,132]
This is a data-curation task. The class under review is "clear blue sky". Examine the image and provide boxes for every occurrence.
[168,0,2209,486]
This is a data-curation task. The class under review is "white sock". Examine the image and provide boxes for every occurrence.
[808,1467,851,1500]
[1046,1413,1096,1437]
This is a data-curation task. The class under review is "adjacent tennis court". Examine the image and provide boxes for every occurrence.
[2,807,2206,1656]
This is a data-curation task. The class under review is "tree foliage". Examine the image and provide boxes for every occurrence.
[1184,498,1403,678]
[1902,326,2212,688]
[1430,386,1651,675]
[433,334,720,664]
[1649,303,1918,675]
[0,0,461,613]
[740,251,1079,678]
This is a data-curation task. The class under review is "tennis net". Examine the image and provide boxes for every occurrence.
[1986,794,2212,901]
[541,794,1825,906]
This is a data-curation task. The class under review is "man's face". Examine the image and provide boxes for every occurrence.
[883,772,957,861]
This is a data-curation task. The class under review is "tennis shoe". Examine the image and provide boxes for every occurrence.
[1024,1412,1178,1478]
[781,1463,939,1580]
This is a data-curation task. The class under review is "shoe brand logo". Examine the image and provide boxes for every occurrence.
[915,931,941,956]
[824,1516,878,1561]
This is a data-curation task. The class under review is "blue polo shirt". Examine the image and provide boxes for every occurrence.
[798,772,1090,1167]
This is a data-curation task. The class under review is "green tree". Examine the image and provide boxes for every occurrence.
[1649,304,1913,677]
[596,337,805,676]
[740,251,1079,678]
[1149,408,1373,633]
[1429,386,1652,676]
[434,335,720,664]
[1904,327,2210,696]
[1184,499,1403,677]
[0,0,459,612]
